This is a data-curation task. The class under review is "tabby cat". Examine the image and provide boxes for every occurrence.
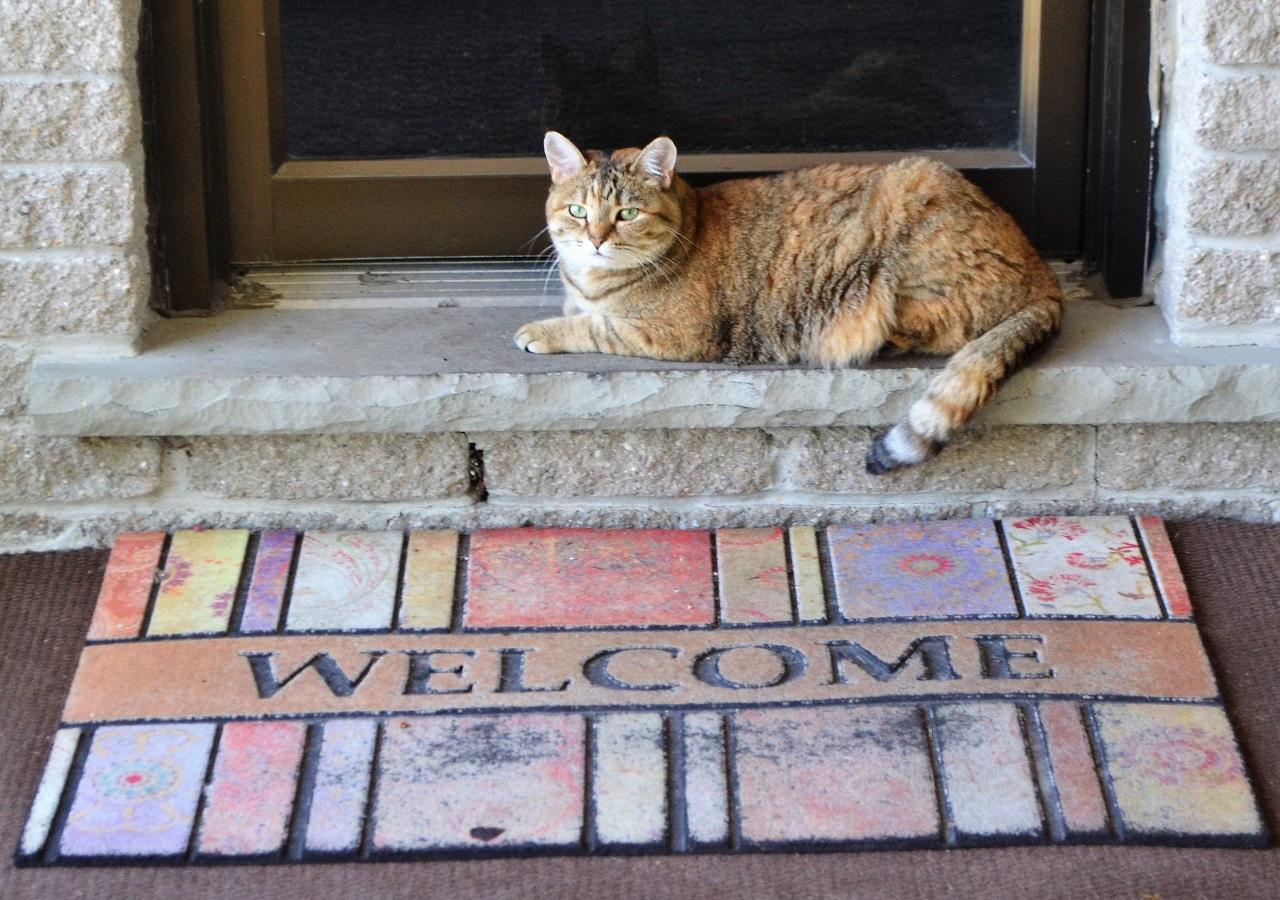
[517,132,1063,473]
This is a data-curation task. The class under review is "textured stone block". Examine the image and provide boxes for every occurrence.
[179,434,470,501]
[0,430,158,501]
[1094,703,1263,838]
[0,343,30,415]
[0,79,136,162]
[735,706,939,844]
[1005,516,1161,618]
[715,527,792,624]
[0,0,140,72]
[0,252,148,337]
[1099,424,1280,490]
[1190,0,1280,64]
[60,723,216,858]
[1177,155,1280,236]
[0,165,139,249]
[479,429,774,498]
[829,519,1016,619]
[285,531,402,631]
[466,527,714,628]
[1194,73,1280,151]
[1163,243,1279,326]
[783,426,1091,493]
[372,714,584,851]
[197,721,307,857]
[592,713,667,847]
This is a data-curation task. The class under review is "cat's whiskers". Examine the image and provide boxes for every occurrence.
[517,224,553,254]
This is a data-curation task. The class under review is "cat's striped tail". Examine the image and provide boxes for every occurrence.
[865,295,1063,474]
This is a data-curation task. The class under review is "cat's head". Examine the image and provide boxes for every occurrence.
[543,131,685,274]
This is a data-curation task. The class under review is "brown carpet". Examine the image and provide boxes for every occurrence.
[1,520,1277,899]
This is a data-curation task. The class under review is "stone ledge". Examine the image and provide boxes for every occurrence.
[27,304,1280,437]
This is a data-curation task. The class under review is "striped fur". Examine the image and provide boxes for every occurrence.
[519,134,1064,472]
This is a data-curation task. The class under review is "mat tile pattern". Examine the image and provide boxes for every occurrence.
[16,516,1267,866]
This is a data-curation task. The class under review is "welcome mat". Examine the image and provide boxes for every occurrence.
[15,516,1267,866]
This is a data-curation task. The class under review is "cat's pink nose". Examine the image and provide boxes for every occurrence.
[589,235,607,249]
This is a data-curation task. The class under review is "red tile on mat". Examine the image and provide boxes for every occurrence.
[86,532,165,641]
[465,528,714,628]
[197,721,307,857]
[1136,516,1193,618]
[1038,701,1108,837]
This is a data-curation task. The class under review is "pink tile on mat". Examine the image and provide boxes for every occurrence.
[716,528,792,624]
[465,528,714,628]
[86,532,165,641]
[1004,516,1161,618]
[734,706,939,845]
[1038,701,1108,837]
[1136,516,1193,618]
[197,721,307,857]
[372,713,584,851]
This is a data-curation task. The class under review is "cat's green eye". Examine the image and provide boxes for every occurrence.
[568,204,587,219]
[618,207,640,221]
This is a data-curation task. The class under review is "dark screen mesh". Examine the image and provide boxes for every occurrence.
[279,0,1023,159]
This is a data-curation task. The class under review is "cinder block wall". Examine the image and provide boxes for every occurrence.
[0,0,159,547]
[1156,0,1280,345]
[0,1,1278,551]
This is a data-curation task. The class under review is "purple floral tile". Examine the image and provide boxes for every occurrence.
[59,724,216,858]
[238,530,297,633]
[828,520,1016,619]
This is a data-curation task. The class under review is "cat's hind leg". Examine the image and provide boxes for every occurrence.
[865,294,1061,473]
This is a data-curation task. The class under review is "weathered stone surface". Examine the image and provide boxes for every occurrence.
[1163,243,1280,327]
[0,510,67,550]
[178,434,471,501]
[479,429,775,497]
[0,79,136,162]
[1194,74,1280,151]
[0,0,140,72]
[1190,0,1280,65]
[1099,424,1280,490]
[782,426,1091,493]
[0,428,159,501]
[0,344,30,416]
[0,165,138,249]
[0,252,148,337]
[28,306,1280,436]
[1178,155,1280,237]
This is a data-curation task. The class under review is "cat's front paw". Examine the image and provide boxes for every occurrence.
[514,320,562,354]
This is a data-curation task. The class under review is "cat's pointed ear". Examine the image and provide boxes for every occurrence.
[635,136,677,188]
[544,131,586,183]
